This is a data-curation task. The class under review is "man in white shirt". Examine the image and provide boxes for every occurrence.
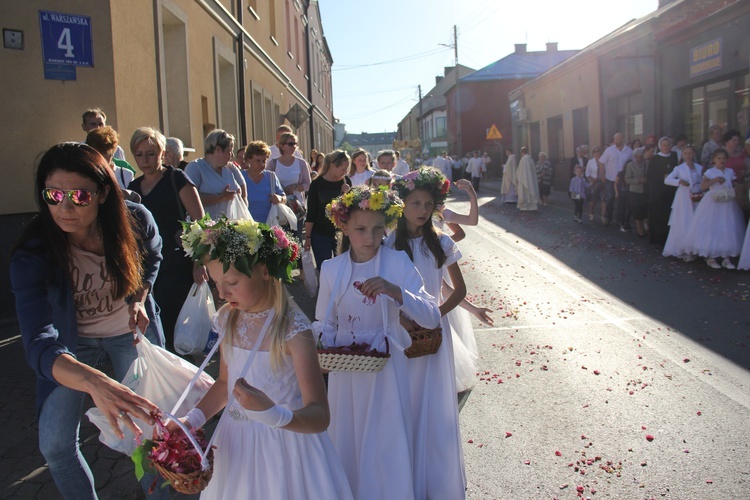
[394,151,411,176]
[598,132,632,224]
[268,124,304,164]
[432,151,451,179]
[81,108,126,161]
[466,151,486,191]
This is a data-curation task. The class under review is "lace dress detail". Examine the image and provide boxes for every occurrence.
[213,306,311,351]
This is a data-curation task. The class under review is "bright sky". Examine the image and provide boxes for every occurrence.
[318,0,658,135]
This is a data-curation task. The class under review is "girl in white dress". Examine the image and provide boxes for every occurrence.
[317,187,441,500]
[388,167,468,499]
[176,216,353,500]
[684,148,746,269]
[663,145,703,261]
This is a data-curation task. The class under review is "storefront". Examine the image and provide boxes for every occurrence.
[659,3,750,144]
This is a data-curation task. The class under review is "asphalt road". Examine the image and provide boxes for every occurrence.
[454,191,750,499]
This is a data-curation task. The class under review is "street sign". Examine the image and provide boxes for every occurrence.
[39,10,93,67]
[486,124,502,140]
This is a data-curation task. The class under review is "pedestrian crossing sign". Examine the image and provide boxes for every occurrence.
[486,124,502,140]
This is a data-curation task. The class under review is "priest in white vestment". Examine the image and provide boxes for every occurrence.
[516,147,540,211]
[500,149,518,203]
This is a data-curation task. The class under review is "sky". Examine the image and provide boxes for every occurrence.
[318,0,658,135]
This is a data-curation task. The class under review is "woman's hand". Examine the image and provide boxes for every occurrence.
[165,416,189,433]
[341,183,351,194]
[304,237,311,251]
[88,373,157,440]
[128,300,149,340]
[399,314,418,332]
[680,180,690,187]
[269,194,284,205]
[232,378,274,412]
[220,185,237,202]
[192,264,209,285]
[472,307,494,326]
[716,177,726,185]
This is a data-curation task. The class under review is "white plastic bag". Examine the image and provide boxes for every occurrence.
[301,249,318,297]
[226,193,254,221]
[174,281,216,356]
[266,203,298,230]
[85,333,215,455]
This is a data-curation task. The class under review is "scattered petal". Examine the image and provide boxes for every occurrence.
[646,434,654,441]
[505,432,513,438]
[555,450,562,456]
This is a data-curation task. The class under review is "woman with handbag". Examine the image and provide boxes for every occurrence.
[304,150,352,270]
[128,127,208,352]
[241,141,287,223]
[10,143,167,499]
[266,132,312,240]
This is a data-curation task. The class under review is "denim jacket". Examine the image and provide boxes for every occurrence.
[10,201,164,416]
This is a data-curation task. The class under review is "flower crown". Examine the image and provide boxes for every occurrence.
[181,215,299,283]
[392,167,451,206]
[326,186,404,229]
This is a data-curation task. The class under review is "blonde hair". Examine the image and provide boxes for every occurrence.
[130,126,166,154]
[320,150,349,178]
[219,276,290,370]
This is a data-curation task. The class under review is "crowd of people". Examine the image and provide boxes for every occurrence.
[11,110,496,499]
[499,127,750,271]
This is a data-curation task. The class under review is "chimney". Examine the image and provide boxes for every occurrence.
[546,42,558,52]
[436,76,444,85]
[514,43,527,54]
[444,66,451,76]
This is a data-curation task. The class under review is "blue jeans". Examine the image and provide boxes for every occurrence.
[311,233,337,271]
[38,331,168,500]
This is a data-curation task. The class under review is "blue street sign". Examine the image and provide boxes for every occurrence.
[38,10,93,67]
[43,63,77,81]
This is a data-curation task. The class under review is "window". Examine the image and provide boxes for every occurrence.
[252,89,264,140]
[611,93,642,144]
[684,76,748,145]
[247,0,259,19]
[160,7,190,144]
[265,96,274,143]
[285,0,292,57]
[269,0,277,41]
[435,117,446,138]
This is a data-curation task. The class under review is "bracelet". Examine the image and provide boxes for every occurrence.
[184,408,207,430]
[243,405,293,428]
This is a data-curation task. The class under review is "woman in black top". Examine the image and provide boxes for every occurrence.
[647,136,679,246]
[304,150,352,270]
[128,127,207,351]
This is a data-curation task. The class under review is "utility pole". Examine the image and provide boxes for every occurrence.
[418,84,423,148]
[453,25,462,157]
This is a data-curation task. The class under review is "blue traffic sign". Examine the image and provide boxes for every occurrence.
[39,10,93,67]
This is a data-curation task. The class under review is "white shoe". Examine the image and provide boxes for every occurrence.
[722,259,736,270]
[682,255,696,263]
[706,258,721,269]
[588,214,594,221]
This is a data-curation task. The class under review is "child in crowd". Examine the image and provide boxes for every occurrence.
[569,165,589,223]
[316,187,440,499]
[684,148,746,269]
[387,168,467,498]
[367,169,393,189]
[176,216,353,499]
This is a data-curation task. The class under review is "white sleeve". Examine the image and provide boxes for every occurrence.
[664,166,680,187]
[441,234,462,267]
[395,253,440,329]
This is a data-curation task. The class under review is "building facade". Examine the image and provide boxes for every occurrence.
[445,43,578,172]
[0,0,335,321]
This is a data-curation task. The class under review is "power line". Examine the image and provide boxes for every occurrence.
[336,84,417,98]
[339,93,416,120]
[332,47,449,71]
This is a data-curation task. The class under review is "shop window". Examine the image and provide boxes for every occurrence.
[734,74,749,136]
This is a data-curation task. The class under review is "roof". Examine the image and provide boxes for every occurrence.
[342,132,397,146]
[461,49,579,82]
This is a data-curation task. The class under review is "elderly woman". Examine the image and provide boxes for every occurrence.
[240,140,287,222]
[185,129,246,218]
[624,147,649,237]
[304,150,352,269]
[165,137,188,170]
[266,131,312,238]
[536,152,553,206]
[647,137,679,245]
[11,143,166,498]
[128,127,207,352]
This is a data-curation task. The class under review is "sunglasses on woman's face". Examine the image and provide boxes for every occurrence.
[42,188,97,207]
[285,142,297,147]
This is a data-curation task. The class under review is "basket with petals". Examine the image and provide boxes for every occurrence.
[317,336,390,372]
[710,187,735,202]
[134,412,214,495]
[404,327,442,359]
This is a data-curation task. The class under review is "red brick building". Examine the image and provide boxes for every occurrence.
[445,43,578,171]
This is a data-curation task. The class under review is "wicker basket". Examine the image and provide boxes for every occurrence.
[153,453,213,495]
[318,337,390,373]
[404,327,442,359]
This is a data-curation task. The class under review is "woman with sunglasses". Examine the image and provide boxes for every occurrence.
[304,150,352,269]
[128,127,208,352]
[10,143,166,499]
[267,132,312,239]
[185,129,247,218]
